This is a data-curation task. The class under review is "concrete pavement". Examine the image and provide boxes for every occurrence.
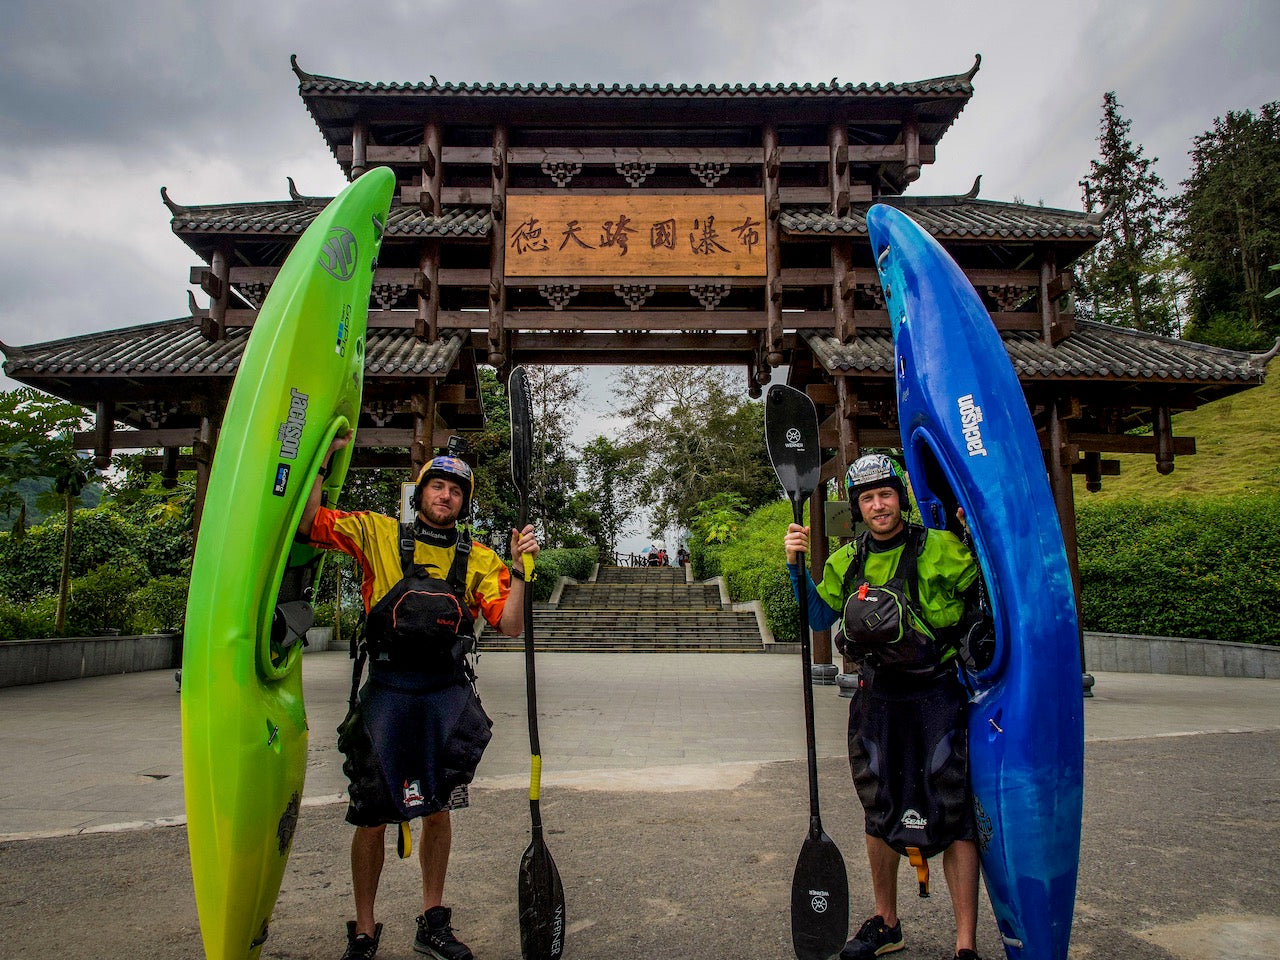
[1,652,1278,959]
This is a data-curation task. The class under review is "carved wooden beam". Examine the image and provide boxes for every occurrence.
[342,143,937,167]
[73,427,201,451]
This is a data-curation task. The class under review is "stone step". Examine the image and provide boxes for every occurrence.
[478,639,764,653]
[593,568,687,584]
[512,568,763,653]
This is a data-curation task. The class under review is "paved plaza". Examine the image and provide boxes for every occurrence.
[1,651,1278,959]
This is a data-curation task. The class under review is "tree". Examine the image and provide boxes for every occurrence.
[0,389,98,534]
[468,367,518,551]
[612,366,776,534]
[0,389,99,633]
[576,435,643,557]
[1076,92,1178,336]
[1176,101,1280,349]
[523,366,585,548]
[48,450,93,634]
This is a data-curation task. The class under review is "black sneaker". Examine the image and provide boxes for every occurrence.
[839,915,905,958]
[342,921,382,960]
[414,906,473,960]
[954,951,982,960]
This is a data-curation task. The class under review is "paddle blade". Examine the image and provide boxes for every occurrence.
[518,837,566,960]
[509,366,533,505]
[791,830,850,960]
[765,385,822,507]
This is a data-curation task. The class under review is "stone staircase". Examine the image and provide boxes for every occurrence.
[478,565,767,653]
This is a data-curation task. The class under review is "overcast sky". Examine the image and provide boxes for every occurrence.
[1,0,1276,543]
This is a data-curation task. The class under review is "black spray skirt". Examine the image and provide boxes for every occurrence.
[338,666,493,826]
[847,665,974,859]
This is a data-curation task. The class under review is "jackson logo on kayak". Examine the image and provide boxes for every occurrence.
[277,388,309,460]
[318,226,358,281]
[957,393,989,458]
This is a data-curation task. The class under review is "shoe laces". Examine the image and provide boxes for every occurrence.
[856,915,892,938]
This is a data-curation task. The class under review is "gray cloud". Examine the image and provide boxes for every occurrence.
[3,0,1276,351]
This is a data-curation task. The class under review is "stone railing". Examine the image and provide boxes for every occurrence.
[1084,632,1280,679]
[0,633,183,689]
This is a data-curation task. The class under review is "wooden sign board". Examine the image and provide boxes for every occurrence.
[825,499,862,540]
[505,193,766,277]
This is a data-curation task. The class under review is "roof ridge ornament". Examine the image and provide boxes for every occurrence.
[1249,337,1280,369]
[964,175,981,200]
[290,54,313,82]
[160,186,186,216]
[286,177,331,206]
[965,54,982,81]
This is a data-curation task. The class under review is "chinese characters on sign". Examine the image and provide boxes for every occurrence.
[505,194,766,277]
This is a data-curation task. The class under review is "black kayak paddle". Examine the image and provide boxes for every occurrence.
[764,384,850,960]
[509,366,566,960]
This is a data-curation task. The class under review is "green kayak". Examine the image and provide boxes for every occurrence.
[181,167,394,959]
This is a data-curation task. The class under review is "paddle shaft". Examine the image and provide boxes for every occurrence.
[792,498,823,834]
[517,497,546,834]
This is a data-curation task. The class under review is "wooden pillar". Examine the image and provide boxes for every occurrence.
[903,112,921,182]
[1153,404,1175,475]
[421,120,443,214]
[828,121,850,217]
[763,124,783,367]
[416,243,439,341]
[204,246,231,342]
[410,384,438,475]
[809,479,834,669]
[160,447,179,490]
[192,415,217,545]
[488,124,508,367]
[829,120,855,343]
[1049,400,1089,684]
[835,376,858,480]
[93,400,114,470]
[351,121,369,180]
[831,240,855,342]
[1039,247,1059,343]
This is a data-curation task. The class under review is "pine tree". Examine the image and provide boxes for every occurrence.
[1175,102,1280,349]
[1076,92,1177,336]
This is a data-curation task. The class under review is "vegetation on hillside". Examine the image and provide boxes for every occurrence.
[1073,359,1278,502]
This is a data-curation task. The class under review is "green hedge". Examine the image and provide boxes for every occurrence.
[127,576,190,635]
[0,594,58,640]
[1076,494,1280,644]
[692,491,1280,648]
[0,567,190,640]
[713,499,808,643]
[0,507,189,602]
[525,547,598,603]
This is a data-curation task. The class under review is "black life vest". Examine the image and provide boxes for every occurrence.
[838,526,943,674]
[362,524,477,682]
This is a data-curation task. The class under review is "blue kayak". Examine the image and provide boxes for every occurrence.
[867,203,1083,959]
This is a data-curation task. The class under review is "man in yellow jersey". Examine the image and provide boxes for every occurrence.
[300,432,539,960]
[784,454,985,960]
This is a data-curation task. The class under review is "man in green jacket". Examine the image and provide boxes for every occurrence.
[785,453,984,960]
